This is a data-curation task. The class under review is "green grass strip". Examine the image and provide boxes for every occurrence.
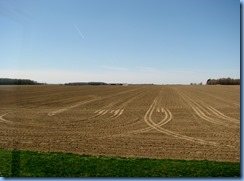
[0,149,240,177]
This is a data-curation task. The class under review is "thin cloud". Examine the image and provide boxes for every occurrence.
[73,23,85,40]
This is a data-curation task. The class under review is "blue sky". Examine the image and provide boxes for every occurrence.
[0,0,240,84]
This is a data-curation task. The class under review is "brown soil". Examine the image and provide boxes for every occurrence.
[0,85,240,162]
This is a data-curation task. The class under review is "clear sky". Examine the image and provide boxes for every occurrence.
[0,0,240,84]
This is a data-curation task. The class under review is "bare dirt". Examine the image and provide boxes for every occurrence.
[0,85,240,162]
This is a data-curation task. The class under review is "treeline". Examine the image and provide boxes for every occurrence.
[64,82,126,86]
[64,82,107,85]
[65,82,108,86]
[0,78,42,85]
[206,78,240,85]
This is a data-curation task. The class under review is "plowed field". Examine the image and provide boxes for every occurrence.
[0,85,240,162]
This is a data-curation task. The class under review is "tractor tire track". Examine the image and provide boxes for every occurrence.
[0,113,14,124]
[66,89,147,126]
[48,88,140,116]
[143,95,232,148]
[109,89,173,136]
[183,90,239,123]
[93,89,147,122]
[48,98,99,116]
[206,106,239,123]
[106,90,224,148]
[178,90,239,128]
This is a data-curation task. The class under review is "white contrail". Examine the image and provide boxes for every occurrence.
[73,23,85,40]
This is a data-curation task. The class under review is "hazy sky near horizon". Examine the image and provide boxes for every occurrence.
[0,0,240,84]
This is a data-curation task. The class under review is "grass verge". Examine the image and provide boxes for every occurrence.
[0,149,240,177]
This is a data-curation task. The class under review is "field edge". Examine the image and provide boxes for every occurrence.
[0,148,240,177]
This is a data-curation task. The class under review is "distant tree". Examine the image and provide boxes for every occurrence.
[65,82,108,86]
[0,78,41,85]
[206,78,240,85]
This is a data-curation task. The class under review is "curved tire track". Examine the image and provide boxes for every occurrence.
[0,113,13,124]
[141,95,223,147]
[48,88,140,116]
[107,90,225,148]
[206,106,239,123]
[178,91,239,128]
